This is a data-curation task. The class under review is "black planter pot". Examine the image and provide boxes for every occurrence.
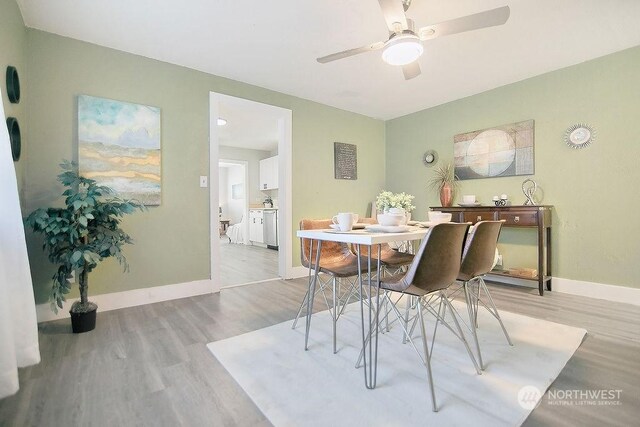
[70,307,97,333]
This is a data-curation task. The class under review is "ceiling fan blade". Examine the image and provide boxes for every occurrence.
[418,6,510,41]
[378,0,408,32]
[402,62,421,80]
[317,42,385,64]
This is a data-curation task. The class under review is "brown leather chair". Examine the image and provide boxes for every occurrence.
[356,218,415,272]
[293,219,375,353]
[454,220,513,370]
[374,222,479,412]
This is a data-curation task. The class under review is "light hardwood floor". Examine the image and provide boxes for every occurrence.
[1,280,638,426]
[219,239,279,286]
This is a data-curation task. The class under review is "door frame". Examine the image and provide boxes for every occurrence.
[209,92,293,292]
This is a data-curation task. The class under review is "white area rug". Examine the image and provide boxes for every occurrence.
[207,300,586,426]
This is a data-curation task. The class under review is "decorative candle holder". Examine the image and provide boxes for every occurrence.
[493,195,507,207]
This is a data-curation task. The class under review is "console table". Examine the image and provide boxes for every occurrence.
[432,205,553,296]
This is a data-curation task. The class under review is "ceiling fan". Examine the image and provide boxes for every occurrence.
[317,0,510,80]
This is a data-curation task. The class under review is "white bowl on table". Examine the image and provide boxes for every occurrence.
[427,211,452,224]
[377,213,405,226]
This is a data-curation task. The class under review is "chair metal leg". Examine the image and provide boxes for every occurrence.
[417,301,438,412]
[291,288,310,329]
[463,281,484,370]
[293,242,316,330]
[292,273,334,329]
[429,296,445,357]
[479,278,513,346]
[402,295,411,344]
[469,280,479,328]
[441,292,482,374]
[403,295,424,343]
[304,240,323,351]
[384,291,391,332]
[332,277,337,353]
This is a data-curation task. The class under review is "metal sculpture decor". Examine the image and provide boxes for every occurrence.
[522,179,538,205]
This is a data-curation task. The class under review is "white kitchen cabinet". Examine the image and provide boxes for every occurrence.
[259,155,279,190]
[249,209,264,243]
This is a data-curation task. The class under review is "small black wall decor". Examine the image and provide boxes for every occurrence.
[6,66,20,104]
[6,117,21,161]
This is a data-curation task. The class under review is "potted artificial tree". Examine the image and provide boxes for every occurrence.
[25,162,144,333]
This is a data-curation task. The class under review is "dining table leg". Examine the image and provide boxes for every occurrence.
[305,239,323,351]
[358,244,382,389]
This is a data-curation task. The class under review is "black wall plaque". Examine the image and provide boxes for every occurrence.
[6,66,20,104]
[334,142,357,180]
[6,117,21,161]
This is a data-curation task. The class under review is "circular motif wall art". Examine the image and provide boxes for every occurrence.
[564,123,595,149]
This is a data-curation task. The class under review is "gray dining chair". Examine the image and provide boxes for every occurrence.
[371,222,480,412]
[449,220,513,370]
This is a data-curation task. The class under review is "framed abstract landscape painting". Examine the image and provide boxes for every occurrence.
[78,95,161,205]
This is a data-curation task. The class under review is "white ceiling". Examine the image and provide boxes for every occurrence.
[17,0,640,120]
[218,102,280,151]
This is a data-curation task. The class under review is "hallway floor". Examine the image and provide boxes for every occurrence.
[219,238,279,286]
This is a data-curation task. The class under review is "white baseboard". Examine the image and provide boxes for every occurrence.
[486,274,640,306]
[552,277,640,306]
[286,266,310,280]
[36,274,638,324]
[36,279,215,323]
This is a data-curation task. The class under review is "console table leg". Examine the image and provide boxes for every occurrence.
[546,227,552,291]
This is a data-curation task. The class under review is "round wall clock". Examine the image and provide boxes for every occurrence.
[423,149,438,166]
[6,117,21,161]
[6,66,20,104]
[564,123,595,149]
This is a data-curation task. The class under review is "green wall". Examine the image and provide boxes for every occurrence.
[23,29,385,303]
[386,46,640,288]
[12,1,638,302]
[0,0,27,202]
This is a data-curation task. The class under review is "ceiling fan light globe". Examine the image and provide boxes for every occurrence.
[382,35,423,66]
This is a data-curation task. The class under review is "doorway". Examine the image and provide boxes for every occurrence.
[209,93,293,292]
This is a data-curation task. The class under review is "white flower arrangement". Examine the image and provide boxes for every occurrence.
[376,190,416,212]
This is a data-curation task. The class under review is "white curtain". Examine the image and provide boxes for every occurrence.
[0,91,40,399]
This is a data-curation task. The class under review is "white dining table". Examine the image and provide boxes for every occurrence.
[296,226,430,389]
